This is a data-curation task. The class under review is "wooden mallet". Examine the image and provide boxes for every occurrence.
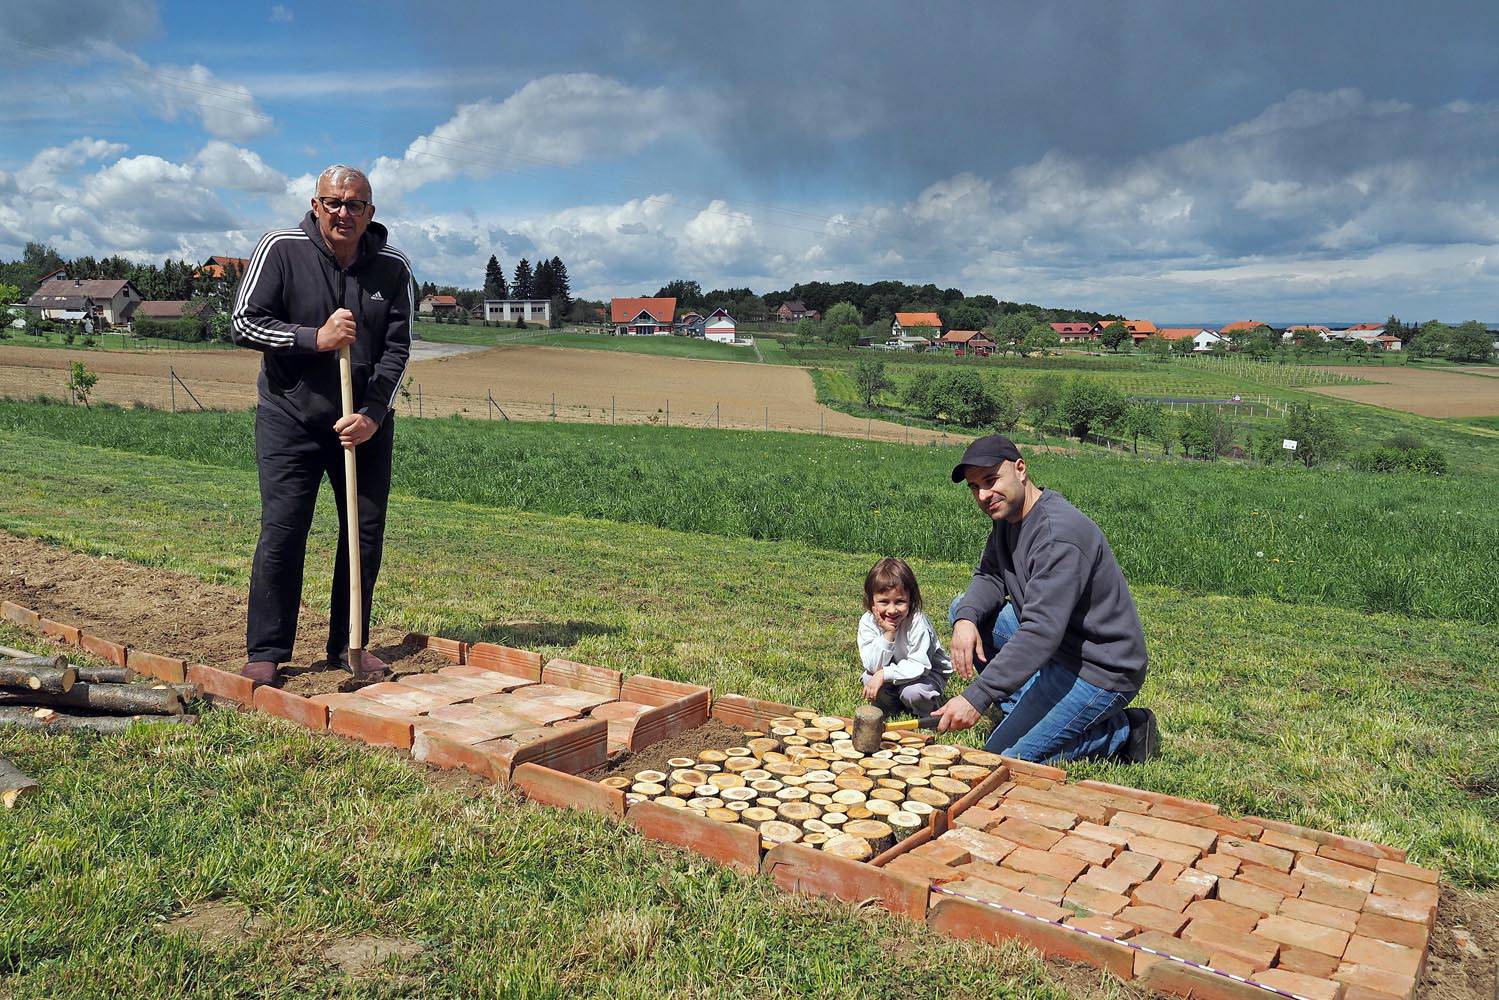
[852,704,938,754]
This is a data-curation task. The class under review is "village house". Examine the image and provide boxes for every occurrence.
[938,329,995,356]
[1220,320,1274,337]
[611,297,677,335]
[482,299,551,325]
[702,308,738,343]
[418,294,459,316]
[196,256,249,280]
[892,311,942,340]
[676,311,705,336]
[775,300,820,323]
[1049,322,1095,343]
[1285,325,1333,341]
[884,333,932,351]
[26,278,143,327]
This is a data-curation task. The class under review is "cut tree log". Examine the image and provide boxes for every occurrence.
[823,833,873,861]
[889,811,923,841]
[0,754,38,808]
[0,706,196,733]
[0,657,76,694]
[759,820,803,848]
[2,682,185,715]
[843,819,895,854]
[73,667,133,685]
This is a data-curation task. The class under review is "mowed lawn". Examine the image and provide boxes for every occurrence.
[0,421,1494,997]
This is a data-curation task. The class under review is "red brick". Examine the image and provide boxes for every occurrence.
[1136,959,1283,1000]
[1372,859,1437,885]
[465,641,541,679]
[126,647,186,683]
[1258,828,1320,854]
[951,862,1030,892]
[1108,850,1161,881]
[1209,953,1260,978]
[1342,987,1405,1000]
[357,681,463,715]
[506,698,583,726]
[1237,863,1304,896]
[1052,834,1117,866]
[1278,947,1341,978]
[1251,968,1343,1000]
[927,895,1134,978]
[399,671,512,700]
[1219,835,1295,872]
[330,706,415,748]
[1370,872,1437,906]
[709,692,812,730]
[1185,898,1263,932]
[996,799,1078,831]
[425,702,530,738]
[1360,893,1434,927]
[438,663,536,691]
[412,720,491,746]
[1070,821,1131,848]
[79,631,127,666]
[1118,904,1188,936]
[1341,936,1422,979]
[883,854,964,885]
[1123,833,1204,866]
[999,756,1067,782]
[39,617,80,644]
[420,634,467,662]
[948,766,1013,820]
[1131,879,1196,912]
[1196,853,1242,878]
[1255,914,1351,958]
[1065,914,1138,939]
[1075,779,1216,816]
[1182,918,1280,969]
[763,841,924,916]
[1111,811,1220,851]
[1317,843,1380,871]
[1156,860,1186,880]
[1353,911,1426,950]
[1247,818,1405,863]
[1298,854,1378,892]
[252,685,327,730]
[1175,867,1218,900]
[1063,882,1131,916]
[487,717,608,780]
[626,690,711,752]
[1017,872,1069,905]
[1148,799,1220,822]
[1280,896,1360,933]
[1126,929,1214,966]
[1190,814,1264,839]
[1007,784,1114,825]
[1217,877,1284,914]
[1333,962,1417,1000]
[954,806,1003,831]
[1,601,39,628]
[412,732,503,779]
[633,797,763,872]
[1002,845,1087,883]
[541,657,621,699]
[186,663,256,706]
[1077,865,1138,896]
[993,817,1064,851]
[513,762,625,820]
[1300,879,1369,912]
[910,839,972,867]
[938,828,1017,864]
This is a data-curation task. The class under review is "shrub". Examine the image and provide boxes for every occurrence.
[1059,377,1125,440]
[1351,444,1449,475]
[902,369,997,427]
[133,316,208,342]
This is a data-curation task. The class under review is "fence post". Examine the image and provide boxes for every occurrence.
[417,384,423,418]
[169,367,175,412]
[612,395,615,425]
[666,399,670,427]
[551,392,556,421]
[764,406,768,431]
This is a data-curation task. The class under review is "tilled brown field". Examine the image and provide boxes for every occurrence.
[1308,365,1499,417]
[0,343,959,444]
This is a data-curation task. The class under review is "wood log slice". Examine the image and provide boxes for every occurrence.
[773,787,809,802]
[959,749,1005,767]
[834,774,874,792]
[777,801,822,825]
[720,787,757,803]
[803,769,836,783]
[656,796,688,809]
[0,659,76,695]
[759,820,802,848]
[782,735,808,747]
[692,784,720,799]
[930,776,971,796]
[669,783,697,797]
[876,777,906,790]
[922,744,962,761]
[740,768,771,782]
[769,726,798,740]
[755,797,780,810]
[808,793,833,807]
[706,808,741,824]
[830,788,867,808]
[697,763,722,774]
[813,716,847,732]
[633,770,667,784]
[779,773,808,786]
[906,786,952,808]
[666,757,697,768]
[740,806,778,828]
[798,727,828,742]
[865,798,899,818]
[902,800,936,820]
[742,731,765,740]
[747,738,781,757]
[823,833,873,861]
[670,769,707,785]
[725,801,749,812]
[630,782,665,796]
[801,832,828,848]
[698,749,728,764]
[947,765,992,784]
[804,782,838,795]
[599,776,632,790]
[724,757,759,773]
[723,747,753,758]
[793,711,818,722]
[750,778,783,794]
[686,797,719,811]
[889,811,923,841]
[765,761,806,777]
[821,811,848,828]
[869,787,904,802]
[708,773,745,789]
[891,764,930,780]
[841,819,894,854]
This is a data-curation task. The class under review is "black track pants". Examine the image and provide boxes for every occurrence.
[246,402,394,664]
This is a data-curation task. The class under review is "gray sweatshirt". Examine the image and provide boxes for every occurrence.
[951,489,1147,712]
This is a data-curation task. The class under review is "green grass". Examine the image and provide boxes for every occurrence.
[0,331,235,351]
[413,322,767,362]
[3,400,1494,625]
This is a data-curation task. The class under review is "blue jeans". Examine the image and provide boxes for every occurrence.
[949,596,1134,763]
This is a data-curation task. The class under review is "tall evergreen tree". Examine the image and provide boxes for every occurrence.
[484,255,508,299]
[512,258,534,299]
[549,256,571,307]
[532,258,554,300]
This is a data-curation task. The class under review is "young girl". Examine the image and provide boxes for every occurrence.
[857,557,953,718]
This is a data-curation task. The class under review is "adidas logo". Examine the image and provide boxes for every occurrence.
[370,291,385,301]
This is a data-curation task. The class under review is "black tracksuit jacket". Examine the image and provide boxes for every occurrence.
[230,212,413,428]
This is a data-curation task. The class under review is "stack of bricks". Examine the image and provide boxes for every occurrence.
[884,772,1436,1000]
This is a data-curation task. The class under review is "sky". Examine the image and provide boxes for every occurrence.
[2,0,1497,322]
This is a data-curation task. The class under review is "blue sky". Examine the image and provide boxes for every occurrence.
[2,0,1497,321]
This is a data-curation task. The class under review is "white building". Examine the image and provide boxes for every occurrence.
[484,299,551,325]
[703,308,738,343]
[27,278,143,327]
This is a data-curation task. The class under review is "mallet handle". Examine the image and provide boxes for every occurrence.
[886,715,939,731]
[338,342,363,664]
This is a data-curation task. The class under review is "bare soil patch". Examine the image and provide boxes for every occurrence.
[584,718,746,781]
[0,343,957,444]
[1308,365,1499,417]
[322,935,425,977]
[164,899,271,948]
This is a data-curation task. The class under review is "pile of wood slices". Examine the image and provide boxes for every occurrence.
[600,711,1004,861]
[0,650,196,735]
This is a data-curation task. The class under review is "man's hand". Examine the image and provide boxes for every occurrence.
[334,413,377,448]
[316,308,357,351]
[950,618,986,681]
[862,669,884,702]
[932,695,981,733]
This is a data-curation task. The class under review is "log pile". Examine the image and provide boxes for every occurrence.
[598,711,1005,858]
[0,650,196,734]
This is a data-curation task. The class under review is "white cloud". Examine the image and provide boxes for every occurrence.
[682,200,758,268]
[269,4,293,23]
[110,49,274,142]
[369,73,688,200]
[192,141,287,194]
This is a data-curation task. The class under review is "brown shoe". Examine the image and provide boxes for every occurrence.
[335,649,390,691]
[242,660,281,686]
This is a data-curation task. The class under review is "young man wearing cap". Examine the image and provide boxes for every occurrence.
[931,434,1159,763]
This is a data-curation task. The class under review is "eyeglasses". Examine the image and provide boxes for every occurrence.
[317,197,369,214]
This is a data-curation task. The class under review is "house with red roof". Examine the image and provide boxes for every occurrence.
[1220,320,1274,335]
[612,297,677,335]
[892,311,942,340]
[1049,322,1095,343]
[938,329,995,356]
[418,294,459,315]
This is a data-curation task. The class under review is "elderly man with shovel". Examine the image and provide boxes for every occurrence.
[231,165,413,688]
[929,434,1160,764]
